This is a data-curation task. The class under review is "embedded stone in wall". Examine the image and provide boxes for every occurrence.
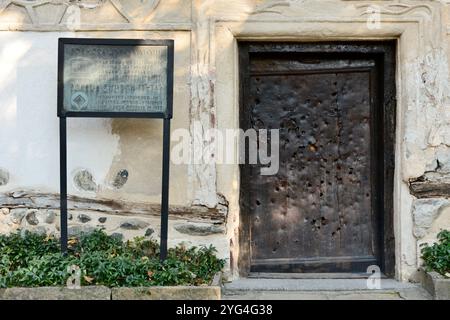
[112,169,129,189]
[77,214,92,223]
[10,190,28,198]
[44,210,56,224]
[1,208,9,215]
[73,169,97,192]
[174,223,224,236]
[120,219,149,230]
[412,198,450,239]
[25,210,39,226]
[21,226,46,237]
[145,228,154,237]
[98,217,107,223]
[0,168,9,186]
[9,208,27,224]
[111,233,124,241]
[68,225,95,237]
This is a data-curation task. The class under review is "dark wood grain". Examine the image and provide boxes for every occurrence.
[409,181,450,198]
[239,42,396,276]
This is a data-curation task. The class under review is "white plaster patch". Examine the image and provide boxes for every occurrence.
[67,118,119,195]
[404,48,450,180]
[0,32,120,195]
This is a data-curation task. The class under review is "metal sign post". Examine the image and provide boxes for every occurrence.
[160,118,171,261]
[59,116,68,254]
[57,38,174,260]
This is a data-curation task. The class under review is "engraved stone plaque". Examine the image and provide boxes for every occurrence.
[62,42,169,115]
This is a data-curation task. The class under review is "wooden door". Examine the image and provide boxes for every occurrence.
[239,43,396,274]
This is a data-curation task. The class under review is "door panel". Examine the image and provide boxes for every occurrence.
[239,44,394,273]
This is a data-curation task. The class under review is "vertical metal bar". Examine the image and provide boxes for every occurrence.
[160,118,171,261]
[59,117,68,254]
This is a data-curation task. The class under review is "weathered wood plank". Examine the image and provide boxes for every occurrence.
[409,182,450,198]
[409,173,450,198]
[0,191,227,223]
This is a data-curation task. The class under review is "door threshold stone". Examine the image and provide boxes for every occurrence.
[223,278,417,292]
[248,272,389,279]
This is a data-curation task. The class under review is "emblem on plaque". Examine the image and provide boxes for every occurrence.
[70,92,88,110]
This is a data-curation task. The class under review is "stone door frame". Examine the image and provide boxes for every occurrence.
[213,2,444,281]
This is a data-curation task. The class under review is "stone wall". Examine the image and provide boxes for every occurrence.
[0,0,449,281]
[0,190,229,262]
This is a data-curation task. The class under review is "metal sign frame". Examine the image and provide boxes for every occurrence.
[57,38,174,260]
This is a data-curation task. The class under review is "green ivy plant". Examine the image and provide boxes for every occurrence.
[420,229,450,278]
[0,230,225,288]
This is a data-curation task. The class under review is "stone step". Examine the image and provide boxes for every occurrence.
[224,278,416,291]
[222,289,431,300]
[248,272,389,279]
[222,278,432,300]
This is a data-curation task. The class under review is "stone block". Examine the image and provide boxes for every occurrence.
[412,199,450,239]
[25,210,39,225]
[9,208,27,224]
[68,225,95,237]
[77,214,91,223]
[44,210,56,224]
[420,270,450,300]
[0,286,111,300]
[174,223,224,236]
[120,219,149,230]
[111,286,221,300]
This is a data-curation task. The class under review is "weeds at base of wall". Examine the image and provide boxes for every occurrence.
[420,230,450,278]
[0,230,225,288]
